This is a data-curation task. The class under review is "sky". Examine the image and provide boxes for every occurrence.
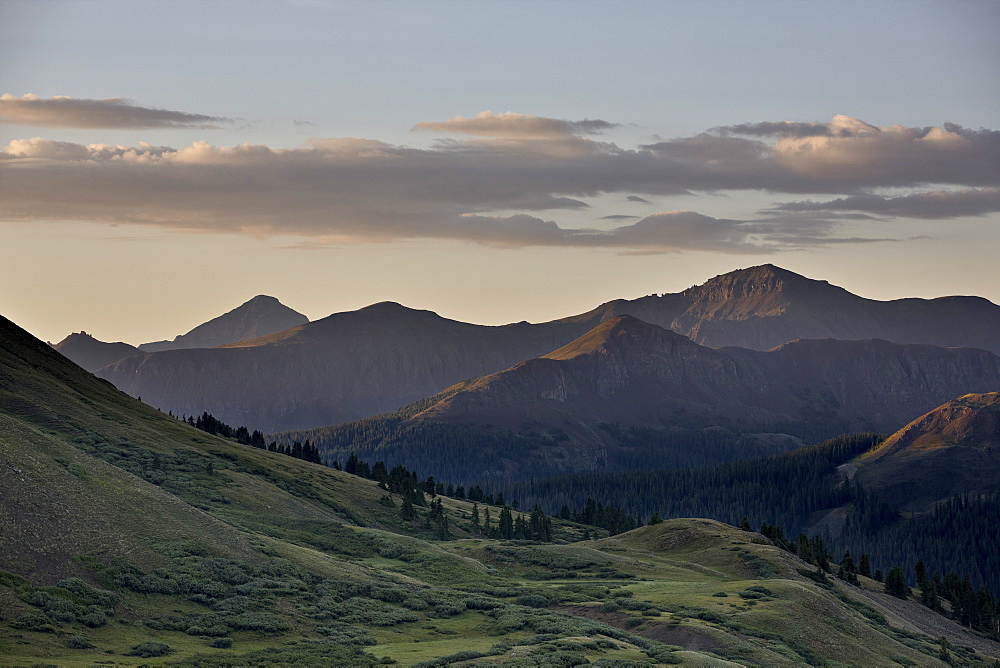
[2,0,998,346]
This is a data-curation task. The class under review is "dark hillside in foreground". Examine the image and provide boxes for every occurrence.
[94,264,1000,431]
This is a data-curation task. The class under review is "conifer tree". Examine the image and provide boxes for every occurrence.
[885,566,910,599]
[858,553,871,578]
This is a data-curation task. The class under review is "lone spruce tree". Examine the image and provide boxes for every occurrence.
[885,566,911,599]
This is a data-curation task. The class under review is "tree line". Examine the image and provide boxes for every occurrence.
[744,517,999,639]
[178,412,323,465]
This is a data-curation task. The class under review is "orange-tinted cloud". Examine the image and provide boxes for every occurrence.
[0,94,230,129]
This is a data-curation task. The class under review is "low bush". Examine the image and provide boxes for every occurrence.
[126,641,172,658]
[65,635,95,649]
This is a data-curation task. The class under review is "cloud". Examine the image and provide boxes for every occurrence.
[600,214,640,220]
[0,94,230,129]
[712,115,880,138]
[768,188,1000,219]
[448,210,888,253]
[626,195,651,203]
[1,113,996,253]
[412,111,617,139]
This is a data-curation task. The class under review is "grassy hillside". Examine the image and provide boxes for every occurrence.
[3,314,1000,666]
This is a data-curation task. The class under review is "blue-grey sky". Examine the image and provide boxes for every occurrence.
[2,0,998,344]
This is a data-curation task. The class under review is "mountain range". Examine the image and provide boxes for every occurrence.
[3,311,999,665]
[285,314,1000,482]
[68,264,1000,433]
[52,295,309,372]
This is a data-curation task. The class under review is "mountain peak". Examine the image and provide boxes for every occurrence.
[689,264,822,297]
[51,331,141,372]
[54,331,96,345]
[544,314,691,361]
[139,296,308,352]
[360,301,409,311]
[245,294,281,305]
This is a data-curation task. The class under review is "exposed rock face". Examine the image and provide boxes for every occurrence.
[570,265,1000,353]
[51,332,141,372]
[854,392,1000,508]
[138,295,308,352]
[93,265,1000,432]
[413,316,1000,446]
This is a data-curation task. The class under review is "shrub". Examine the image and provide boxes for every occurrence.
[431,601,466,617]
[209,637,233,649]
[65,635,95,649]
[226,611,292,633]
[126,641,172,658]
[515,594,550,608]
[11,611,56,633]
[186,623,229,636]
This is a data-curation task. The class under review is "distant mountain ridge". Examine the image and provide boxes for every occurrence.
[50,331,141,373]
[139,295,308,352]
[291,315,1000,481]
[99,302,586,431]
[52,295,307,371]
[92,265,1000,431]
[570,264,1000,353]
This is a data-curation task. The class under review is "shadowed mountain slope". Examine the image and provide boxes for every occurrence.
[94,265,1000,432]
[288,316,1000,482]
[138,294,308,352]
[99,302,587,431]
[50,331,142,372]
[853,392,1000,509]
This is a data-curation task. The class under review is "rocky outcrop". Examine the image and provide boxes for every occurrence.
[139,295,307,352]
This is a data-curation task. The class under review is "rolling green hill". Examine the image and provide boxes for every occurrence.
[3,313,999,666]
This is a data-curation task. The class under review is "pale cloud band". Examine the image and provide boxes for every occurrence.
[0,94,231,129]
[1,112,997,253]
[768,189,1000,220]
